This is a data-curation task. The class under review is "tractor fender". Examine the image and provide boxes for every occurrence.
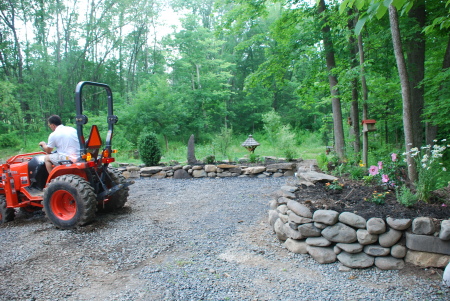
[47,162,90,183]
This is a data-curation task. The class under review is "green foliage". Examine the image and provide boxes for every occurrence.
[325,180,344,191]
[249,153,262,163]
[367,152,405,189]
[262,109,283,145]
[363,175,375,186]
[262,110,297,161]
[366,191,390,205]
[0,133,20,148]
[214,127,233,157]
[317,153,329,171]
[406,141,450,203]
[348,165,367,180]
[395,185,418,207]
[138,132,162,166]
[203,155,215,164]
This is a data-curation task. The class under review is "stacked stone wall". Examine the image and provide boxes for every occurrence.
[269,186,450,270]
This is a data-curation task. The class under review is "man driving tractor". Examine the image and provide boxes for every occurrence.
[39,115,80,173]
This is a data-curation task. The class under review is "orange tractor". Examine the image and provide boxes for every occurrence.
[0,81,133,229]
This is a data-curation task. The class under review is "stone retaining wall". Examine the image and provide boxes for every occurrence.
[269,185,450,270]
[118,163,298,179]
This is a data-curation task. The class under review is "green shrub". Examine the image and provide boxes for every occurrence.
[348,165,366,180]
[203,155,215,164]
[249,153,262,163]
[215,127,233,157]
[138,132,162,166]
[317,153,328,171]
[395,186,418,207]
[0,133,20,148]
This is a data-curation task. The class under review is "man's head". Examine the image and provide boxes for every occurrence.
[47,115,62,131]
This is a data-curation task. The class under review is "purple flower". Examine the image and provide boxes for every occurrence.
[378,161,383,170]
[369,165,379,176]
[391,153,397,162]
[382,174,389,183]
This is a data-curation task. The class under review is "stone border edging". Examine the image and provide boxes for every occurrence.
[269,184,450,270]
[119,162,298,179]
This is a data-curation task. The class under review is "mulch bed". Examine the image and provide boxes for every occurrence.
[294,178,450,220]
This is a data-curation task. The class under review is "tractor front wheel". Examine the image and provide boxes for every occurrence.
[43,175,97,229]
[0,196,15,224]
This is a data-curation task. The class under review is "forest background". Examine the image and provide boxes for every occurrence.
[1,0,450,182]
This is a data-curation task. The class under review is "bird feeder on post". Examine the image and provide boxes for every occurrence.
[241,135,260,153]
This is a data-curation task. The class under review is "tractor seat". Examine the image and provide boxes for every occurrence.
[28,155,49,190]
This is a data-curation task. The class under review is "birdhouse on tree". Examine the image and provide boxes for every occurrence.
[362,119,377,132]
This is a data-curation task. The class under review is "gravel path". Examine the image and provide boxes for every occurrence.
[0,177,448,300]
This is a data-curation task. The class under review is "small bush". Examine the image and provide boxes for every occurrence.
[249,153,262,163]
[215,127,233,157]
[203,155,215,164]
[138,132,162,166]
[396,186,418,207]
[348,165,366,180]
[366,191,389,205]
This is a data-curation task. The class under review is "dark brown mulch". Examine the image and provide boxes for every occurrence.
[294,179,450,220]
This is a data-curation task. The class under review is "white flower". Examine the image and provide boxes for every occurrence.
[443,167,447,172]
[442,139,447,142]
[422,163,427,168]
[433,139,438,142]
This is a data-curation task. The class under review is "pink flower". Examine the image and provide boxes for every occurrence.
[391,153,397,162]
[369,165,379,176]
[378,161,383,170]
[382,174,389,183]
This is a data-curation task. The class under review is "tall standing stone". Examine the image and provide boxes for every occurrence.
[187,134,197,164]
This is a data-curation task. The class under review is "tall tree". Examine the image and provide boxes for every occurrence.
[318,0,345,159]
[405,0,425,146]
[389,4,417,181]
[0,0,24,83]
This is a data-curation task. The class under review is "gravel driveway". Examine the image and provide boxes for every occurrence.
[1,177,448,300]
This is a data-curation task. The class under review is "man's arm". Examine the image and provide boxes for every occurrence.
[39,141,54,154]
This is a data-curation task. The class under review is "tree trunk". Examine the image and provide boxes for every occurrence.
[318,0,345,159]
[389,5,417,182]
[348,9,360,153]
[406,0,426,147]
[358,33,369,165]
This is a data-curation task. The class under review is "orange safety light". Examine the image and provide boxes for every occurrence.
[102,149,110,158]
[86,125,103,149]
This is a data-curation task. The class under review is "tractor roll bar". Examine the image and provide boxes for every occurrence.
[74,81,118,158]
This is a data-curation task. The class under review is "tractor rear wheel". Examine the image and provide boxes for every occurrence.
[0,196,15,224]
[98,167,129,212]
[43,175,97,229]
